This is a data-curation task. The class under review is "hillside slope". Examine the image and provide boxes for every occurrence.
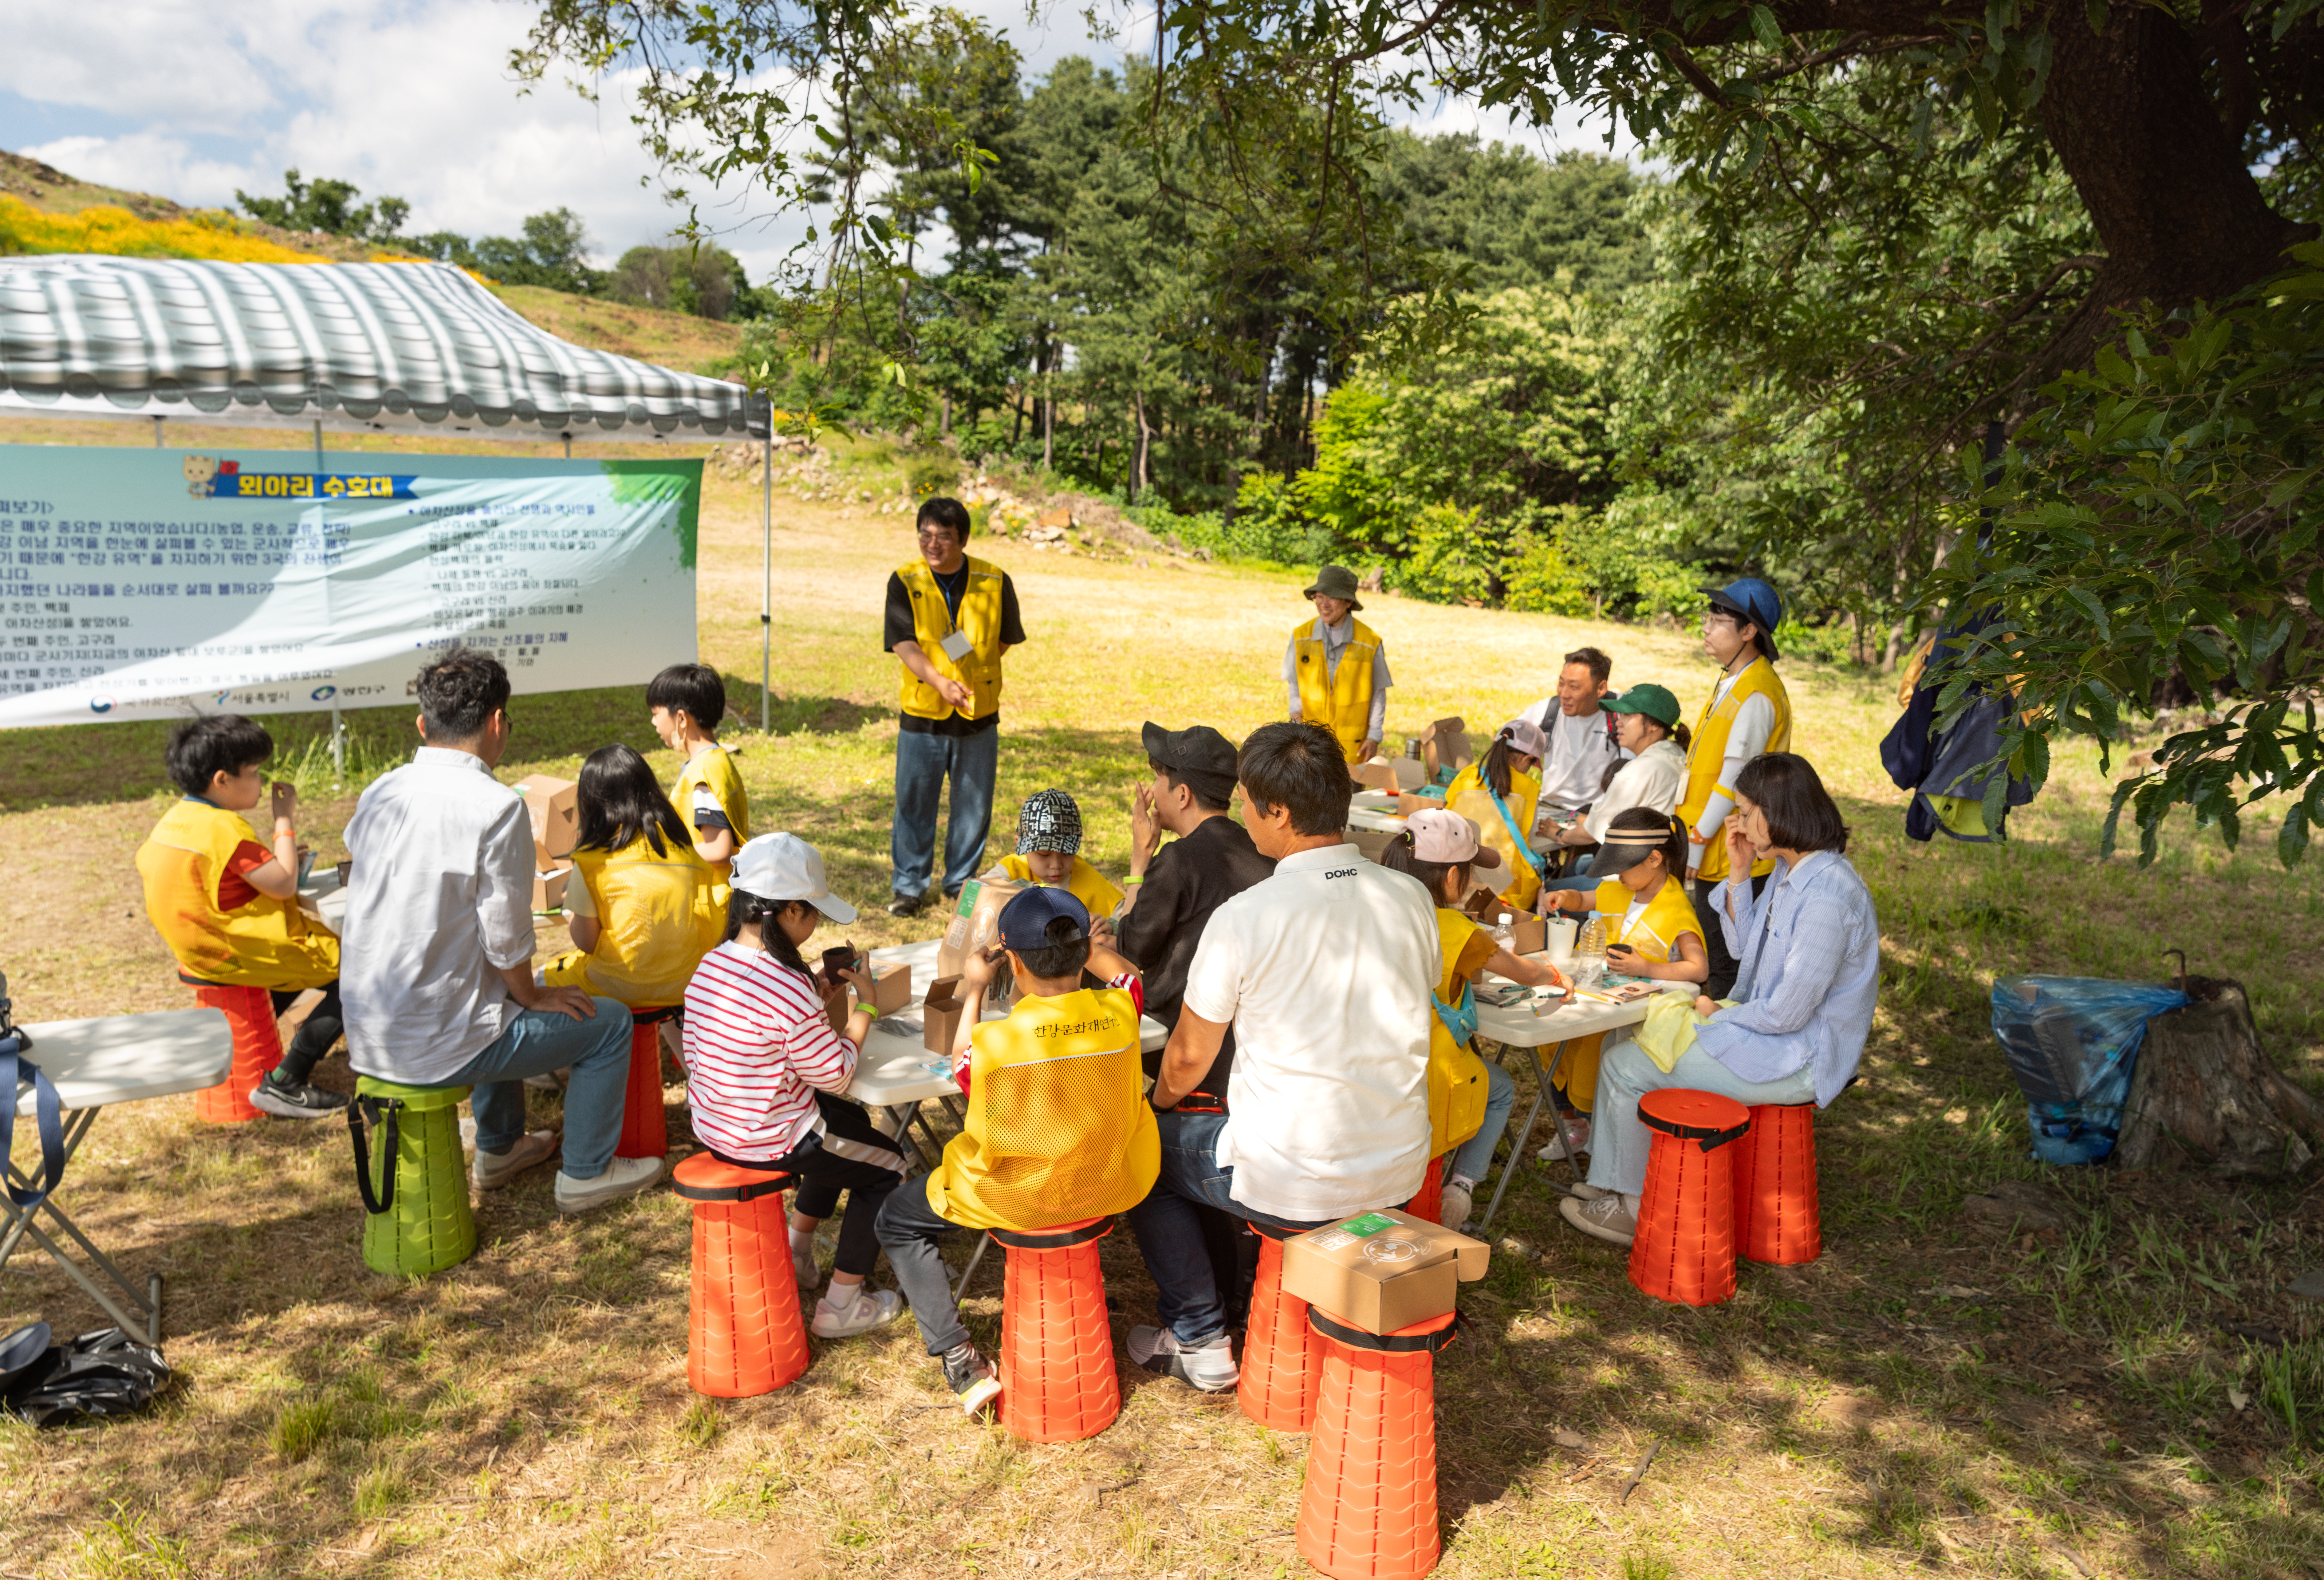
[0,148,744,372]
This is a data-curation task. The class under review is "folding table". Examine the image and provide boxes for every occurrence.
[3,1007,233,1344]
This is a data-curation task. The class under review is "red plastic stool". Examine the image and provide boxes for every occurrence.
[1296,1307,1461,1580]
[188,982,277,1124]
[1403,1155,1443,1225]
[1628,1089,1752,1308]
[616,1006,675,1160]
[1733,1101,1821,1264]
[1240,1220,1325,1432]
[673,1153,808,1397]
[994,1217,1119,1443]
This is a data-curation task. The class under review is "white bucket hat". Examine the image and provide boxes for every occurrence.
[729,833,858,924]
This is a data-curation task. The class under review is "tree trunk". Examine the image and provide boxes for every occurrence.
[2114,977,2323,1176]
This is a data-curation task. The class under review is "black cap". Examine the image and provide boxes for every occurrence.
[1142,721,1241,803]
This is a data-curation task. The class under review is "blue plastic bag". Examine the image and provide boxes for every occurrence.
[1990,976,2189,1164]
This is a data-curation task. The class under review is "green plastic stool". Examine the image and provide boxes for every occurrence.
[349,1077,477,1276]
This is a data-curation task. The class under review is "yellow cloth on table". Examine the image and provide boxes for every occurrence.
[1633,991,1739,1073]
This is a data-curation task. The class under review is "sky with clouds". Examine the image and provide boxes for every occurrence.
[1,0,1625,284]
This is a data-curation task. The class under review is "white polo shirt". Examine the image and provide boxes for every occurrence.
[1180,841,1438,1221]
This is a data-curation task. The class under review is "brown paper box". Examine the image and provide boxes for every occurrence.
[922,976,969,1055]
[1282,1207,1490,1334]
[1419,717,1473,783]
[514,774,580,859]
[1390,758,1427,792]
[868,960,914,1015]
[824,984,853,1035]
[1346,823,1399,863]
[936,876,1021,980]
[1508,914,1546,956]
[1352,760,1400,792]
[531,865,570,912]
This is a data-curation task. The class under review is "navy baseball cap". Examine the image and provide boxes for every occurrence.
[1700,577,1783,660]
[998,884,1090,952]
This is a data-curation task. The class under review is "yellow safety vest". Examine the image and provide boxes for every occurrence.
[925,987,1160,1232]
[1291,615,1382,764]
[1426,908,1491,1157]
[136,800,339,990]
[1590,874,1704,964]
[898,555,1006,722]
[544,833,724,1008]
[1678,656,1792,882]
[998,853,1125,922]
[1447,764,1543,913]
[673,743,752,898]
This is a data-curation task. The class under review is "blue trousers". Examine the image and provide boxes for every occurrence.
[443,999,633,1180]
[1449,1056,1517,1185]
[891,725,999,900]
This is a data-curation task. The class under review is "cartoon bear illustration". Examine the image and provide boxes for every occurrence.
[182,455,219,498]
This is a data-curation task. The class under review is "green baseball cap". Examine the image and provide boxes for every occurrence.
[1601,682,1680,728]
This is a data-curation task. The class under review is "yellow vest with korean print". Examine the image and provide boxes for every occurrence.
[543,833,724,1008]
[674,743,751,897]
[1425,907,1491,1158]
[136,799,339,990]
[898,555,1007,722]
[1678,656,1793,882]
[1291,615,1382,764]
[998,853,1125,922]
[1446,762,1544,912]
[924,987,1160,1233]
[1591,874,1704,965]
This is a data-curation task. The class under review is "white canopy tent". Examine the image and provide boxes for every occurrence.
[0,256,778,734]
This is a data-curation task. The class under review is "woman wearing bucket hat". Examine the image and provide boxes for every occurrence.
[1541,681,1693,897]
[1680,577,1794,998]
[1284,565,1392,766]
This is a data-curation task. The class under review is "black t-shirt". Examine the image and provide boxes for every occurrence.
[1113,814,1277,1102]
[883,566,1026,737]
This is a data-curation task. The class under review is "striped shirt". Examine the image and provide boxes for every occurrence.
[681,940,861,1161]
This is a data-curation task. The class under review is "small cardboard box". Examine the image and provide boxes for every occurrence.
[532,864,570,913]
[1346,823,1399,863]
[1390,757,1427,792]
[1508,913,1546,956]
[1282,1207,1490,1334]
[1418,717,1473,783]
[514,774,580,859]
[936,876,1021,980]
[868,960,914,1015]
[1353,760,1400,793]
[922,976,970,1055]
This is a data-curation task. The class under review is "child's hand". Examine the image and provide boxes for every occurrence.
[270,780,297,825]
[960,944,1004,991]
[838,952,876,999]
[1606,943,1646,975]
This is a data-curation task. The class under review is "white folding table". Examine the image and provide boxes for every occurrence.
[3,1008,232,1343]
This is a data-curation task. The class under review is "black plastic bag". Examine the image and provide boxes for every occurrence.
[0,1327,171,1427]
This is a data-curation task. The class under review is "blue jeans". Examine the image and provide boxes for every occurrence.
[891,725,1000,900]
[1121,1110,1336,1345]
[1448,1056,1516,1186]
[443,999,634,1180]
[1544,856,1596,895]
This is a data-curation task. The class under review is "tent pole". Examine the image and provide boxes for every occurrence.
[153,417,163,448]
[316,419,344,782]
[761,430,772,735]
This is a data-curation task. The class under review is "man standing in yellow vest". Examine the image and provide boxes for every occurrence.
[1678,577,1793,998]
[1284,564,1391,766]
[884,497,1026,916]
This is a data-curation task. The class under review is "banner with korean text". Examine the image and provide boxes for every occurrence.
[0,447,699,727]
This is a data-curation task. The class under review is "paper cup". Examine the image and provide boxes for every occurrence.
[1545,916,1578,964]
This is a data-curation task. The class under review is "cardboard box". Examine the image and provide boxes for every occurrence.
[1353,760,1401,793]
[1390,757,1426,792]
[922,976,970,1055]
[868,960,914,1015]
[1346,823,1399,863]
[1508,914,1546,956]
[515,774,580,859]
[1418,717,1473,783]
[824,983,852,1035]
[532,864,570,912]
[936,876,1021,980]
[1282,1207,1490,1333]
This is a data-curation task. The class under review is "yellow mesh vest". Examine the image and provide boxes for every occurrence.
[1678,656,1792,882]
[1291,616,1381,763]
[897,555,1006,721]
[135,800,339,990]
[998,854,1125,921]
[924,987,1160,1231]
[546,833,723,1008]
[1427,908,1490,1156]
[674,744,751,900]
[1590,875,1704,964]
[1447,764,1543,912]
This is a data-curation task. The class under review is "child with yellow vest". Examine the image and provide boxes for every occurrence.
[650,664,751,889]
[135,715,348,1118]
[1381,808,1569,1230]
[1445,717,1550,913]
[875,886,1158,1418]
[1284,564,1391,764]
[1540,809,1709,1149]
[542,745,724,1008]
[986,788,1125,922]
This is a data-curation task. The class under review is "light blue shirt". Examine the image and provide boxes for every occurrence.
[1693,851,1880,1105]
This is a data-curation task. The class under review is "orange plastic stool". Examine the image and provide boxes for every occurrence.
[1240,1222,1325,1432]
[994,1217,1119,1443]
[188,982,278,1124]
[615,1006,673,1160]
[1628,1089,1752,1307]
[1403,1155,1443,1225]
[1296,1307,1461,1580]
[1733,1101,1822,1264]
[673,1153,808,1397]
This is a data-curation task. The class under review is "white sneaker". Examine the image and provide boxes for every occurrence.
[472,1130,557,1189]
[811,1286,904,1339]
[553,1154,664,1213]
[1560,1192,1637,1247]
[1127,1326,1238,1391]
[1439,1181,1475,1231]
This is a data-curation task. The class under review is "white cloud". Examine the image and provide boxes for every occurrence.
[17,131,260,210]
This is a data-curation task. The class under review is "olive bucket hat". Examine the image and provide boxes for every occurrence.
[1303,564,1363,609]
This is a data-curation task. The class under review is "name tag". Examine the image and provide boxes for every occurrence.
[939,629,974,663]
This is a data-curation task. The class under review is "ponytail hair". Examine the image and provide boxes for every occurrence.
[1379,828,1468,903]
[1670,720,1692,751]
[724,888,818,985]
[1604,806,1689,884]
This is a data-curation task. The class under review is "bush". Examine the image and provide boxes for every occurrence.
[1397,504,1497,605]
[906,451,961,498]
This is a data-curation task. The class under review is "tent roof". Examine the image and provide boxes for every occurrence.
[0,256,765,440]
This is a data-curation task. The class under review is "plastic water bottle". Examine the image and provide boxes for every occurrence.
[1575,914,1607,986]
[1491,912,1516,951]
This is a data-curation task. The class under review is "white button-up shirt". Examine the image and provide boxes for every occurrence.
[1180,841,1438,1221]
[341,747,538,1083]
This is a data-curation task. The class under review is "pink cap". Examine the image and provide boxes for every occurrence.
[1497,717,1550,759]
[1404,807,1503,870]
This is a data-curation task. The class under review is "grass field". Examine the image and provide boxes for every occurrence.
[1,415,2321,1578]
